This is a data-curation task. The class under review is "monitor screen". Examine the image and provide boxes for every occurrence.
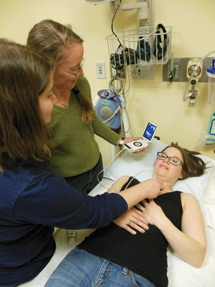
[143,122,157,141]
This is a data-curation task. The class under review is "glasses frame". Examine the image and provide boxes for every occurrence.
[64,59,84,77]
[157,152,183,166]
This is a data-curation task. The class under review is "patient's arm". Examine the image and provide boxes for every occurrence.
[107,176,130,194]
[114,207,149,235]
[142,194,207,267]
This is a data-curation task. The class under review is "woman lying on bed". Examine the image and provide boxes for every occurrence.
[45,143,207,287]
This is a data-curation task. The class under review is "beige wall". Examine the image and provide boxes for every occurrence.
[0,0,215,166]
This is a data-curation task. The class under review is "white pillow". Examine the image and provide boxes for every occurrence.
[103,140,215,229]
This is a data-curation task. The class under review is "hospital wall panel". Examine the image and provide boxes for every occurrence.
[0,0,214,166]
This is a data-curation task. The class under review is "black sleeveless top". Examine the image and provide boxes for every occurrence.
[79,178,183,287]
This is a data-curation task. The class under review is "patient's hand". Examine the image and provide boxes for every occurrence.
[141,199,165,227]
[114,207,149,235]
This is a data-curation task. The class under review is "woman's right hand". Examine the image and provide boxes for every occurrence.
[114,207,149,235]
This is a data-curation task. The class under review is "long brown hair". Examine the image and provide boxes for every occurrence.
[162,142,206,179]
[27,19,93,123]
[0,39,54,171]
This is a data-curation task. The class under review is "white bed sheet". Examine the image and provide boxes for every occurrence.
[21,139,215,287]
[91,139,215,287]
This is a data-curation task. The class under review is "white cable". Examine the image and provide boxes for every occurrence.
[124,66,131,95]
[108,75,131,135]
[99,164,153,192]
[109,76,127,109]
[103,106,120,122]
[123,168,153,190]
[96,143,154,191]
[109,76,125,95]
[121,108,130,134]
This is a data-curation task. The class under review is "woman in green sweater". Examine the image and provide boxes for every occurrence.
[27,19,142,195]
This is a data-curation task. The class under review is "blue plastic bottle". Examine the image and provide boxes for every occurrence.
[208,113,215,135]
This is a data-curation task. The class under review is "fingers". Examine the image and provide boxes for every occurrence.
[128,220,149,234]
[127,208,149,234]
[131,207,148,224]
[134,145,149,153]
[114,207,151,235]
[124,225,137,235]
[141,200,147,206]
[142,199,153,206]
[135,203,145,212]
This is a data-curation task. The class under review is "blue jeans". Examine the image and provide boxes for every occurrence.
[45,248,155,287]
[65,154,103,194]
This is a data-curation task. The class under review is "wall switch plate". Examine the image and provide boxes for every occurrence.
[96,62,106,79]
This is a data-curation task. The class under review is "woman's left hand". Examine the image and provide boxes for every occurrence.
[114,207,149,235]
[122,137,148,153]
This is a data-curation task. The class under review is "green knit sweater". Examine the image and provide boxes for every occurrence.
[47,77,120,177]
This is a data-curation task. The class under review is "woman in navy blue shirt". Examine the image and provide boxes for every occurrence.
[0,39,162,287]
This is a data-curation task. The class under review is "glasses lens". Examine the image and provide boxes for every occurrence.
[157,152,167,160]
[169,158,181,165]
[65,60,84,77]
[157,152,182,166]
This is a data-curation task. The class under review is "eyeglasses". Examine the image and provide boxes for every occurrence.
[64,59,84,77]
[157,152,183,166]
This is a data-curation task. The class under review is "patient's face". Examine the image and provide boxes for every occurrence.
[154,147,184,185]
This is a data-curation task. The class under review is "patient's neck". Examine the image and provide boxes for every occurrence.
[154,174,176,195]
[159,182,174,195]
[159,187,173,195]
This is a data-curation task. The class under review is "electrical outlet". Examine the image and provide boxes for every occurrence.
[131,64,155,79]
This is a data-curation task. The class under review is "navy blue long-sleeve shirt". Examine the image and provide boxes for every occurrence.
[0,163,127,286]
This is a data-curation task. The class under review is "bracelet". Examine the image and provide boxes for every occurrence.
[118,137,125,147]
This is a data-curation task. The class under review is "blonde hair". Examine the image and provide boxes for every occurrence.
[0,39,54,171]
[27,19,93,123]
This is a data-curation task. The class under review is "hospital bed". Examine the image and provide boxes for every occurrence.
[21,139,215,287]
